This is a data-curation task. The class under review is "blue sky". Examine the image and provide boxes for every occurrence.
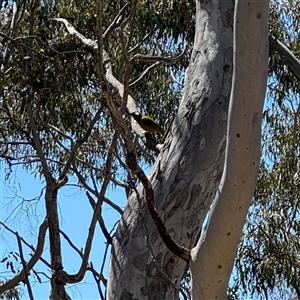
[1,163,126,299]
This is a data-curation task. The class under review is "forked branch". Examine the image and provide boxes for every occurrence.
[0,219,48,295]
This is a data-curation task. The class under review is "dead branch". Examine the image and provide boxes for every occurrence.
[128,27,157,54]
[293,103,300,147]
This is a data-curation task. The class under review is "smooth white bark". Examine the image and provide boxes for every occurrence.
[190,0,269,298]
[107,0,234,298]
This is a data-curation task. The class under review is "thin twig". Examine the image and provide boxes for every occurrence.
[71,163,123,214]
[86,192,113,244]
[129,61,161,88]
[60,130,120,284]
[0,219,49,295]
[128,27,157,54]
[103,3,129,41]
[59,230,83,258]
[90,262,105,300]
[16,232,34,300]
[170,69,184,87]
[99,242,110,297]
[293,103,300,147]
[0,32,50,59]
[26,92,50,181]
[59,107,104,179]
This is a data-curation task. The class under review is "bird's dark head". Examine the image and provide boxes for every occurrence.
[130,111,142,122]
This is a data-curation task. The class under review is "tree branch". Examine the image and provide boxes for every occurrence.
[26,93,51,182]
[86,192,113,244]
[16,232,34,300]
[269,35,300,82]
[53,16,190,262]
[0,219,48,295]
[96,0,104,81]
[52,18,97,49]
[126,150,190,262]
[60,129,120,284]
[129,61,161,88]
[71,164,123,214]
[128,27,157,54]
[59,107,104,180]
[131,42,187,64]
[103,3,129,41]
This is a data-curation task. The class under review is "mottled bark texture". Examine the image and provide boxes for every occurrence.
[190,0,269,298]
[46,176,70,300]
[107,0,234,298]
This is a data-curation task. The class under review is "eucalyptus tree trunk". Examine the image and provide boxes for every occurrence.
[107,0,233,297]
[190,0,269,298]
[107,0,268,298]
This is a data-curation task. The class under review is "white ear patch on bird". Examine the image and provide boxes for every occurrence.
[130,112,164,134]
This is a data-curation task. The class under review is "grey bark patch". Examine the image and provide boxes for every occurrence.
[120,289,139,300]
[133,251,149,271]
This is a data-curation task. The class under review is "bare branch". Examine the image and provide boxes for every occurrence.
[170,69,184,87]
[71,164,123,214]
[59,107,104,180]
[129,61,161,88]
[96,0,104,81]
[270,35,300,83]
[293,103,300,147]
[16,232,34,300]
[0,219,48,295]
[131,43,187,64]
[132,185,178,287]
[52,18,97,49]
[60,129,120,284]
[90,262,105,300]
[128,27,157,54]
[86,192,113,244]
[126,150,190,262]
[59,230,83,258]
[0,32,49,59]
[26,95,51,181]
[103,3,129,41]
[48,125,74,145]
[119,22,132,114]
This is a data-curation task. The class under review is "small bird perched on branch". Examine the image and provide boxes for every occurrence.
[130,111,165,134]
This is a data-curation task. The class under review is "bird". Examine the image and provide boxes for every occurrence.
[130,111,165,134]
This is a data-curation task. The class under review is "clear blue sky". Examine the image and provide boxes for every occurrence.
[1,163,126,299]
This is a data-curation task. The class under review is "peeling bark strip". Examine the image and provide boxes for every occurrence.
[190,0,269,299]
